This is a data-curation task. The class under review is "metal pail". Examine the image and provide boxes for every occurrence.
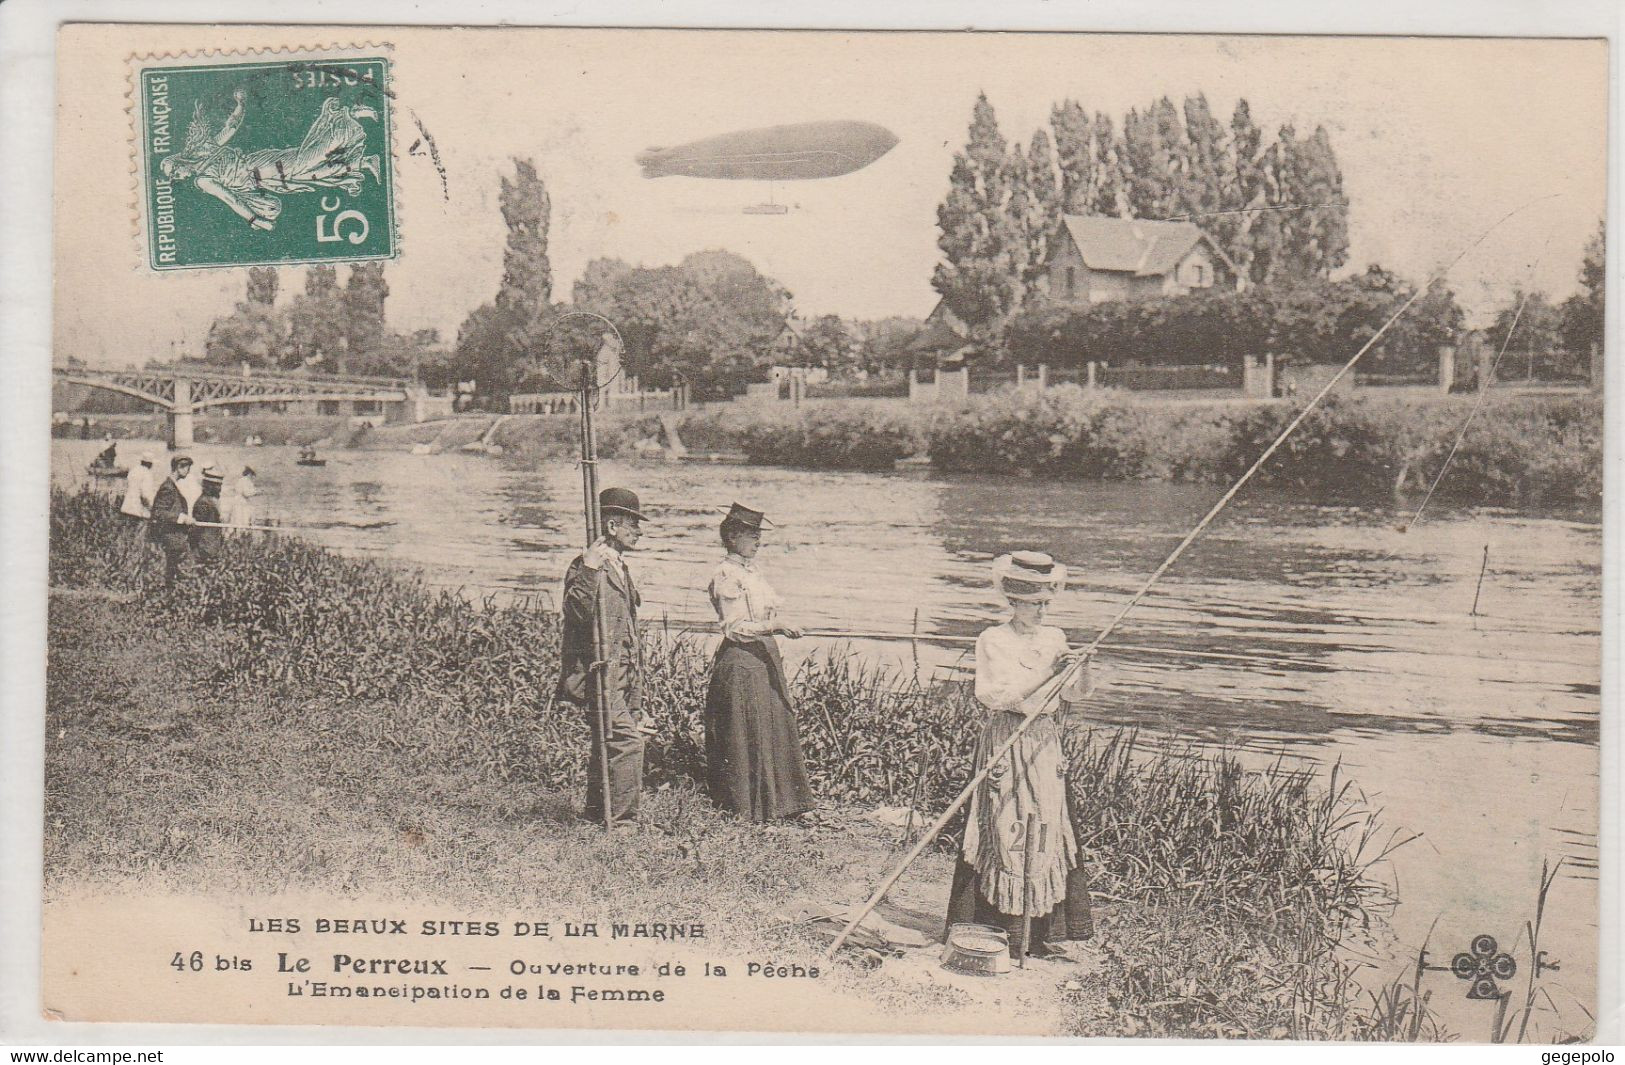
[941,922,1012,975]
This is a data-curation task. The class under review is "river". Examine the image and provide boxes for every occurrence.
[56,437,1601,1040]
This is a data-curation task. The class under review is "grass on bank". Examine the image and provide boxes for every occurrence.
[49,486,1448,1039]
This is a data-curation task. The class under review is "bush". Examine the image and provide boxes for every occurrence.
[922,388,1599,505]
[728,403,925,470]
[1392,394,1602,507]
[1217,396,1403,496]
[489,411,663,462]
[927,385,1103,475]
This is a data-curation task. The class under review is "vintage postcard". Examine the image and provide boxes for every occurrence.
[34,20,1611,1042]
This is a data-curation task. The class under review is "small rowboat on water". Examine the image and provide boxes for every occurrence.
[88,464,126,479]
[296,448,327,467]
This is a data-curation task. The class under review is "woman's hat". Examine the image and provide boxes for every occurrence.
[991,551,1068,601]
[599,487,648,521]
[140,450,156,464]
[719,502,773,529]
[242,466,256,477]
[201,465,225,485]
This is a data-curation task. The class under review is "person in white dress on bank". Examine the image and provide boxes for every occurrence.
[944,550,1096,961]
[222,466,258,529]
[119,450,158,522]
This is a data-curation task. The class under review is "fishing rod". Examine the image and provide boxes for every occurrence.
[1398,237,1554,535]
[792,627,1341,674]
[189,519,394,533]
[823,193,1558,959]
[640,619,1330,672]
[544,310,624,834]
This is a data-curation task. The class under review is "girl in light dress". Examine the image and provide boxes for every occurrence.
[944,550,1096,961]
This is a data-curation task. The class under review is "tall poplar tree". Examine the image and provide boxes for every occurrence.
[344,262,390,369]
[1089,111,1125,216]
[1262,124,1348,282]
[285,265,347,371]
[454,157,555,403]
[1009,129,1059,304]
[1294,126,1350,278]
[1225,99,1269,281]
[1050,100,1095,215]
[1180,93,1229,230]
[1152,97,1189,217]
[1246,129,1297,286]
[245,266,278,308]
[932,93,1023,343]
[1120,108,1161,219]
[497,158,553,318]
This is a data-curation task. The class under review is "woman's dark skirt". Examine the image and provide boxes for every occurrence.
[704,637,815,820]
[944,859,1093,958]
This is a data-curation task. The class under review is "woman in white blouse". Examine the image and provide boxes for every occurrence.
[703,502,815,820]
[222,466,258,529]
[944,550,1095,961]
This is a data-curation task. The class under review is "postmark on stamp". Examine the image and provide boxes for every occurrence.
[135,51,396,270]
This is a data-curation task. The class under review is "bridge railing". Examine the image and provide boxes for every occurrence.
[56,364,414,391]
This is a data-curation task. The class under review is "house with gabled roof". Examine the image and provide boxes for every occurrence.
[1045,215,1243,304]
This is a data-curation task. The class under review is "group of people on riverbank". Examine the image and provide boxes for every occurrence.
[113,448,258,584]
[558,486,1097,962]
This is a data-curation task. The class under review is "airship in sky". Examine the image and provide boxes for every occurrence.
[637,120,900,181]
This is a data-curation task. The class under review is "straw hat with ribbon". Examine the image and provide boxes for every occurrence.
[991,550,1068,602]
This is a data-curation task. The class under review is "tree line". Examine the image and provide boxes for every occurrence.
[1481,222,1606,380]
[203,261,443,381]
[934,92,1350,346]
[201,158,923,403]
[195,110,1604,400]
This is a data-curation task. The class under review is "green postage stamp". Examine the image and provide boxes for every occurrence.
[135,51,396,270]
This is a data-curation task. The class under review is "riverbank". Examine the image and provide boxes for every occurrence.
[46,486,1460,1039]
[349,387,1600,507]
[72,386,1601,510]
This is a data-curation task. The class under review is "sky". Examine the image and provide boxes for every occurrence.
[55,26,1608,367]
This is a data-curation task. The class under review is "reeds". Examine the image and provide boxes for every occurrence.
[1067,730,1414,925]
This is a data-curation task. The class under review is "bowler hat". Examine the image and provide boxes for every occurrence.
[599,487,648,521]
[719,502,773,529]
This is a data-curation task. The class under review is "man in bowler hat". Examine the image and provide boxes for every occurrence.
[556,487,651,824]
